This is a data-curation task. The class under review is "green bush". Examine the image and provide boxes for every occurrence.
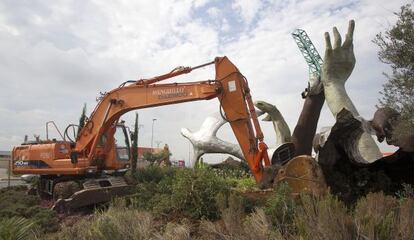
[0,187,59,234]
[235,177,257,192]
[170,168,230,219]
[396,183,414,199]
[127,166,231,220]
[211,165,251,179]
[131,165,177,184]
[0,217,36,240]
[264,183,296,235]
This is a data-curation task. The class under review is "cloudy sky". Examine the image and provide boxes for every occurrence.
[0,0,410,164]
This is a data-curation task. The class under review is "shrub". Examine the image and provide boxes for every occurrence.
[51,200,193,240]
[0,217,36,240]
[170,168,230,219]
[264,183,296,235]
[153,221,191,240]
[219,192,244,236]
[53,201,155,240]
[197,208,284,240]
[127,167,231,220]
[354,192,399,240]
[211,167,251,179]
[397,198,414,240]
[131,165,177,184]
[0,187,59,234]
[243,208,284,240]
[396,183,414,199]
[294,193,356,240]
[235,177,257,192]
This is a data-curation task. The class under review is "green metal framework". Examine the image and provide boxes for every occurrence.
[291,29,323,79]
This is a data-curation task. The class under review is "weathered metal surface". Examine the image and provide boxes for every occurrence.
[275,155,327,197]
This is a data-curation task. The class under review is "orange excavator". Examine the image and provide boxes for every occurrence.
[12,57,325,211]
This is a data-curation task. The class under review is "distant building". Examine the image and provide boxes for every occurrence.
[136,147,162,168]
[137,147,162,160]
[0,151,11,169]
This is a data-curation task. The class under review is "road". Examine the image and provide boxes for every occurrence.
[0,168,26,189]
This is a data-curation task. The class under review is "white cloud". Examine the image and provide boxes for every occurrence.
[232,0,263,25]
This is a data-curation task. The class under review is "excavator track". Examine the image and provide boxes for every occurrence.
[52,176,132,213]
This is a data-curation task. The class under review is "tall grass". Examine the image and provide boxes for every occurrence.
[0,217,35,240]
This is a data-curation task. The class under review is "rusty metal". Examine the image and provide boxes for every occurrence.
[275,155,327,197]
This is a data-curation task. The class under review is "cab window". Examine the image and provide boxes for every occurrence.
[114,127,130,161]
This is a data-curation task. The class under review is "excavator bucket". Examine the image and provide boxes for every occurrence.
[275,155,327,197]
[52,176,132,213]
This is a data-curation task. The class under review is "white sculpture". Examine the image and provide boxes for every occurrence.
[181,112,244,168]
[254,101,292,145]
[181,101,294,168]
[320,20,382,163]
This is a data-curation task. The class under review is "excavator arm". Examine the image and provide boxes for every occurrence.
[75,56,270,184]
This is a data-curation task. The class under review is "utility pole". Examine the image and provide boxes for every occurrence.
[7,159,10,188]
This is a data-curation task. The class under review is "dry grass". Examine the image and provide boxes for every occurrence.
[42,190,414,240]
[294,194,356,240]
[197,208,284,240]
[355,192,414,240]
[197,192,284,240]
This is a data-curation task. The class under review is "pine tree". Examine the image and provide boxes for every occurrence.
[77,103,87,138]
[131,112,139,173]
[374,4,414,139]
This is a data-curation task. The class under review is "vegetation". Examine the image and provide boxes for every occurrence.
[77,103,87,137]
[142,149,170,166]
[2,167,413,239]
[0,186,59,239]
[0,217,36,240]
[45,173,414,239]
[127,166,231,220]
[374,4,414,140]
[131,112,139,174]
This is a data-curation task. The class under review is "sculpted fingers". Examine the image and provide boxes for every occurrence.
[324,32,332,51]
[333,27,342,49]
[343,19,355,48]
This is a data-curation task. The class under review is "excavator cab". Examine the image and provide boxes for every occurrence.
[94,122,131,172]
[114,125,131,162]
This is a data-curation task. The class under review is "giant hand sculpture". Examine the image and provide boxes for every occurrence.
[254,101,291,145]
[181,102,294,168]
[181,113,244,168]
[321,20,382,162]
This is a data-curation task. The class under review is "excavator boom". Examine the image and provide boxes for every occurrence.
[75,56,271,183]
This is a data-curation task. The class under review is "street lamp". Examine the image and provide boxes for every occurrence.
[151,118,157,151]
